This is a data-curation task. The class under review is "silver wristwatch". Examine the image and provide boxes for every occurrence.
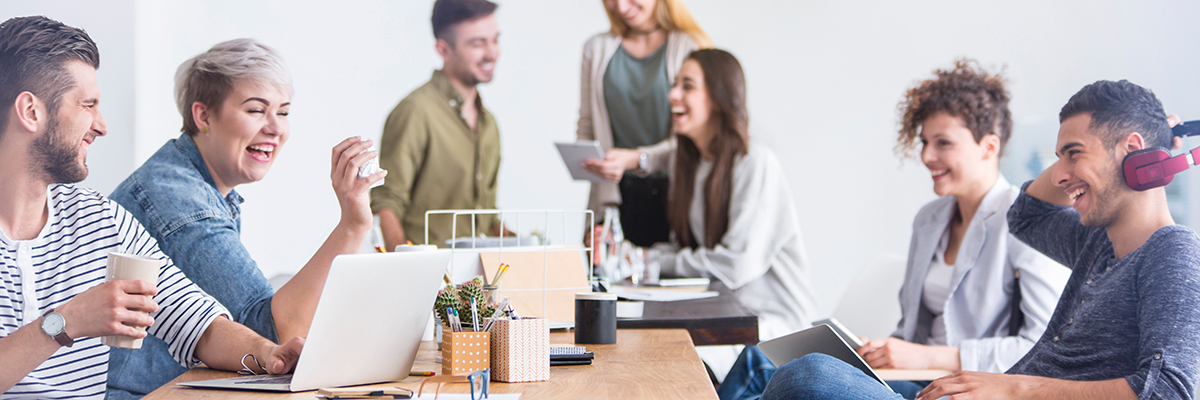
[637,151,649,172]
[41,309,74,347]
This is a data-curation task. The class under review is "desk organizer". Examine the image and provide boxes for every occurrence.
[490,318,550,382]
[441,329,490,376]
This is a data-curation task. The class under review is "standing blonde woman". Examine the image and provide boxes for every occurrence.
[580,0,710,246]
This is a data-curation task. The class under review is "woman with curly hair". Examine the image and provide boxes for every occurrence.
[720,59,1070,400]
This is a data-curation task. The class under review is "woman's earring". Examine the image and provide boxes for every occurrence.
[200,126,209,134]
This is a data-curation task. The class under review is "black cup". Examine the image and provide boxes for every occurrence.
[575,292,617,344]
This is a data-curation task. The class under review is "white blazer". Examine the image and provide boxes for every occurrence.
[575,30,699,218]
[892,176,1070,373]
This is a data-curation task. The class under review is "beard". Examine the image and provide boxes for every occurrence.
[1078,159,1126,228]
[32,116,88,184]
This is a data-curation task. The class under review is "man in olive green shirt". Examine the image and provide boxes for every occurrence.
[372,0,503,248]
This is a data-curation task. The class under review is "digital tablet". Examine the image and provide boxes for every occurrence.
[555,141,607,183]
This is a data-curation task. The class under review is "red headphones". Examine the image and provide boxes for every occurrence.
[1122,120,1200,191]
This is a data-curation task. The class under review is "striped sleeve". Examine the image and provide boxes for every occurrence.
[109,200,230,368]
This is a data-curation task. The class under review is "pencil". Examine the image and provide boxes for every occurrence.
[374,246,386,253]
[409,371,435,376]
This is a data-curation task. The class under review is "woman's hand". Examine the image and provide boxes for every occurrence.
[582,149,641,182]
[330,137,386,230]
[856,337,961,371]
[257,336,305,375]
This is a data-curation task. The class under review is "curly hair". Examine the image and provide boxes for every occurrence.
[896,58,1012,159]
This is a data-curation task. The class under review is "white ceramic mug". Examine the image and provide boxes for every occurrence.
[101,252,161,349]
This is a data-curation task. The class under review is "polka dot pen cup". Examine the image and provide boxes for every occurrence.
[442,329,490,376]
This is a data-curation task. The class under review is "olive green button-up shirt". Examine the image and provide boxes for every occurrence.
[371,70,501,247]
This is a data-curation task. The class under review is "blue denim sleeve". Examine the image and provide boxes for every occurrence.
[1125,228,1200,400]
[158,213,278,342]
[1006,181,1097,269]
[115,170,278,343]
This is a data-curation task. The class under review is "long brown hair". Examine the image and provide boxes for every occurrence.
[603,0,713,48]
[668,49,748,249]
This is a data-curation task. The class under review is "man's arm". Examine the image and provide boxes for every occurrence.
[916,372,1135,400]
[377,208,407,249]
[1007,167,1095,268]
[0,280,158,392]
[371,101,426,251]
[193,316,303,375]
[1023,160,1073,206]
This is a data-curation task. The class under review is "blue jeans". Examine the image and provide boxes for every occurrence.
[724,348,928,400]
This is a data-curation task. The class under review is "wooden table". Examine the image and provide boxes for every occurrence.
[616,282,759,346]
[145,329,716,399]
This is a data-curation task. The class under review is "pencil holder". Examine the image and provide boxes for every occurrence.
[489,318,549,383]
[441,329,490,376]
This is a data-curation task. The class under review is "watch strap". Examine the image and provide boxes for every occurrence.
[42,309,74,348]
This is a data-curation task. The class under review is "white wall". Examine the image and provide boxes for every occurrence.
[4,0,1200,317]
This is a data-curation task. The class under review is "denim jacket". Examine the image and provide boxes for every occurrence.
[106,133,277,398]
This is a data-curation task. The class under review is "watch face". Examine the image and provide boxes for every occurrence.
[42,312,65,335]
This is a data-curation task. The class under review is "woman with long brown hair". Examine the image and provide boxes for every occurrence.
[578,0,710,246]
[652,48,815,350]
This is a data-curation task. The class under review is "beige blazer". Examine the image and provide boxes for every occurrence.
[575,30,700,219]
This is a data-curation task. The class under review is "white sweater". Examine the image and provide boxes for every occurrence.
[654,143,816,340]
[575,31,699,218]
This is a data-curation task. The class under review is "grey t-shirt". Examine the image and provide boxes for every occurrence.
[602,42,671,150]
[1007,181,1200,400]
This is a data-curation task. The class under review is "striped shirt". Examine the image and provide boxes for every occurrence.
[0,185,230,399]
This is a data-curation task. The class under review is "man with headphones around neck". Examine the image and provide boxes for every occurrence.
[913,80,1200,399]
[762,80,1200,400]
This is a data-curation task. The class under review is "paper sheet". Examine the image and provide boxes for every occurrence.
[607,285,719,302]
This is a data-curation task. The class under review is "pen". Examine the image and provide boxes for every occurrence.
[472,298,479,332]
[409,371,436,377]
[484,297,510,332]
[492,263,510,287]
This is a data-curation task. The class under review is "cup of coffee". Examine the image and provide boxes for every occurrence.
[574,292,617,344]
[102,252,161,349]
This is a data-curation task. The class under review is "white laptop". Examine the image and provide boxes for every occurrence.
[757,324,893,391]
[179,250,452,392]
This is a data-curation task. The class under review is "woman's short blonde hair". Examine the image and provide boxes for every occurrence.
[604,0,712,48]
[174,38,293,135]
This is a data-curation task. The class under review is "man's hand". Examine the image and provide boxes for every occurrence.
[1167,113,1182,150]
[582,149,640,182]
[857,337,961,371]
[916,371,1030,400]
[916,372,1136,400]
[57,280,158,339]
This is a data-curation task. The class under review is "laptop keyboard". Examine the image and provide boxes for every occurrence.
[235,375,293,385]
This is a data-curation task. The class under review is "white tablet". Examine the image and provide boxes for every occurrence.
[555,141,607,183]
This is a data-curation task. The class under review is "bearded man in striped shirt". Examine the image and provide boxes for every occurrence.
[0,16,305,399]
